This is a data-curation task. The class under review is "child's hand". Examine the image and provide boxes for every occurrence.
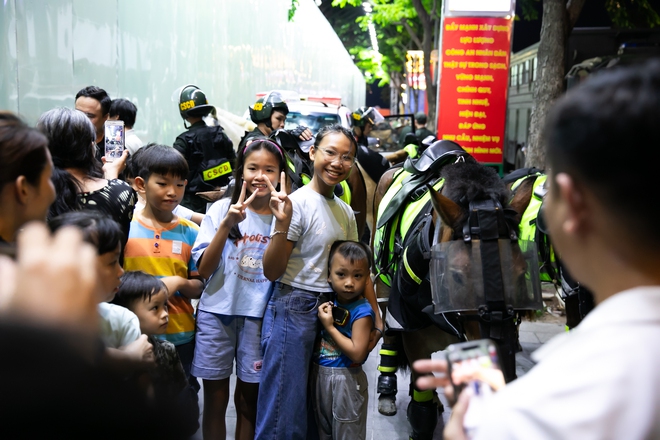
[266,171,292,223]
[317,301,334,328]
[161,276,186,297]
[222,181,258,229]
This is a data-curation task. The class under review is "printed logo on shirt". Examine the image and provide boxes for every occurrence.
[233,233,270,247]
[172,240,183,254]
[240,255,263,270]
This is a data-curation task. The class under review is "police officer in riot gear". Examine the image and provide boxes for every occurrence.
[173,84,236,213]
[350,106,391,184]
[238,92,288,150]
[239,91,312,150]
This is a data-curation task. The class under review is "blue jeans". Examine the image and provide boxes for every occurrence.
[255,282,330,440]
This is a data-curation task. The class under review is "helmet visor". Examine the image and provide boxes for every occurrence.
[364,107,385,125]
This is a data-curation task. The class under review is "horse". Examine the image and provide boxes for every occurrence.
[505,169,595,329]
[372,141,542,439]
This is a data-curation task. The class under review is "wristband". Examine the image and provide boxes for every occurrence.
[270,230,288,238]
[373,327,383,336]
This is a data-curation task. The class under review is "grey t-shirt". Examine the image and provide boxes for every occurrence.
[280,185,358,292]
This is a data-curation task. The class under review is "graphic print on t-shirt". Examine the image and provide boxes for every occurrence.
[232,233,270,284]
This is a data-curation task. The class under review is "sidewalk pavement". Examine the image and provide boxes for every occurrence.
[192,320,565,439]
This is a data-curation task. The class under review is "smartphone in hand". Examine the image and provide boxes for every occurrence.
[446,339,502,438]
[446,339,501,397]
[332,305,350,326]
[104,120,125,163]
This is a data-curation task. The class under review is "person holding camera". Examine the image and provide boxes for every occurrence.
[414,60,660,440]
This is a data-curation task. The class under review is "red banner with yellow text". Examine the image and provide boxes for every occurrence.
[436,17,513,164]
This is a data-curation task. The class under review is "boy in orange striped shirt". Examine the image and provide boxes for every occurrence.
[123,143,204,394]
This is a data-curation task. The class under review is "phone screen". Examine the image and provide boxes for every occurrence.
[446,339,502,438]
[332,306,350,326]
[446,339,500,396]
[104,121,125,162]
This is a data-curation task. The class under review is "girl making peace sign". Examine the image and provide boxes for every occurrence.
[191,139,286,440]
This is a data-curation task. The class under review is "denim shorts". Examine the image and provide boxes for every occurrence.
[191,310,263,383]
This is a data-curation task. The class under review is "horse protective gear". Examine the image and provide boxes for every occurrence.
[249,92,289,125]
[429,238,542,313]
[407,398,438,440]
[376,372,397,394]
[351,106,384,128]
[176,84,214,119]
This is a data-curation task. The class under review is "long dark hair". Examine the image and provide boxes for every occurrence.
[37,108,104,219]
[227,139,285,240]
[0,112,50,191]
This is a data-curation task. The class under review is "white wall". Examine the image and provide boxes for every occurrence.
[1,0,365,144]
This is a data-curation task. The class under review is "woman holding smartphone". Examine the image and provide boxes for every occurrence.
[0,112,56,245]
[37,107,136,250]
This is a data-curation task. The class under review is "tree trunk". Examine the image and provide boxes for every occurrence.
[526,0,587,169]
[411,0,438,131]
[525,0,567,169]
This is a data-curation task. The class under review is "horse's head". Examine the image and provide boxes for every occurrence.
[426,161,542,315]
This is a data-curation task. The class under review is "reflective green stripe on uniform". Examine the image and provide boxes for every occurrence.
[339,180,351,205]
[518,175,546,242]
[514,174,556,282]
[286,157,349,203]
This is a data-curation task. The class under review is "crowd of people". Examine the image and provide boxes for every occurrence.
[2,59,660,440]
[0,84,383,440]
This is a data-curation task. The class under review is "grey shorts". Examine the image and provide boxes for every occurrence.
[191,310,262,383]
[311,363,369,440]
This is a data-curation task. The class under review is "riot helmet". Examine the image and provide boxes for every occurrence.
[249,92,289,127]
[351,106,384,128]
[176,84,214,119]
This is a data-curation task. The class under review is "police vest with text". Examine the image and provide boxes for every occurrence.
[181,125,236,194]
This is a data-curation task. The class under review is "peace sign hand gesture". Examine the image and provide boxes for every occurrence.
[266,171,292,223]
[222,181,258,229]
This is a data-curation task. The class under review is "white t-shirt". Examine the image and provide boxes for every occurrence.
[125,129,144,155]
[472,286,660,440]
[193,198,274,317]
[279,185,358,292]
[98,302,141,349]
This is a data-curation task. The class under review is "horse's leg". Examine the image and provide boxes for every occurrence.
[402,326,460,440]
[374,280,400,416]
[373,167,403,415]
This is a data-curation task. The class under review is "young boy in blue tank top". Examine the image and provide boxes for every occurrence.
[312,240,375,440]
